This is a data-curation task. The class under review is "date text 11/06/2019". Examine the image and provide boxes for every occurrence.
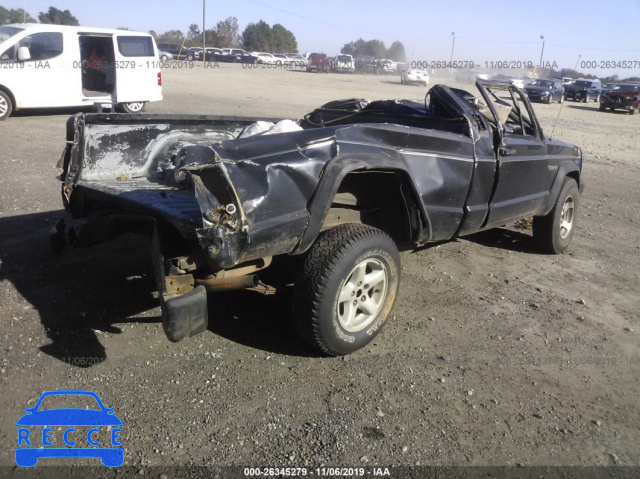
[243,467,391,476]
[409,60,560,70]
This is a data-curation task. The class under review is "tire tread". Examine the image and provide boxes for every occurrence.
[293,223,394,355]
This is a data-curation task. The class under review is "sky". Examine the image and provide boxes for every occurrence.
[5,0,640,77]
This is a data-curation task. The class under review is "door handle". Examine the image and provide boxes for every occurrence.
[499,147,516,156]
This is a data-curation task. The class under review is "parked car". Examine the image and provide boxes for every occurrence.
[377,59,396,74]
[307,52,330,72]
[253,52,280,65]
[157,43,195,61]
[331,54,355,73]
[599,83,640,114]
[490,74,524,89]
[158,50,174,61]
[0,24,162,119]
[564,79,602,102]
[524,78,565,103]
[600,83,617,97]
[54,80,583,355]
[287,54,308,68]
[239,52,259,64]
[354,55,377,74]
[222,48,245,56]
[400,67,429,86]
[457,69,490,83]
[198,48,238,63]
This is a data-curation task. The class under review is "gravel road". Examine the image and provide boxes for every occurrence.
[0,64,638,474]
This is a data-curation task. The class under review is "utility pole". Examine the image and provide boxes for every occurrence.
[202,0,206,62]
[539,35,545,67]
[450,32,455,65]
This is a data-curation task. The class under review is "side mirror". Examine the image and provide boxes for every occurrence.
[17,46,31,61]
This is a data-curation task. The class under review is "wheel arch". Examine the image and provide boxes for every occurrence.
[0,84,16,108]
[541,162,581,216]
[293,164,430,255]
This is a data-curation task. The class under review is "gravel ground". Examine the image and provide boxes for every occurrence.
[0,64,638,473]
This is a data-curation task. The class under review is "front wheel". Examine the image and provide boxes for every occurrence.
[559,94,564,104]
[186,53,195,61]
[583,93,591,103]
[532,178,579,254]
[118,101,146,113]
[0,90,13,120]
[599,103,606,111]
[293,223,400,356]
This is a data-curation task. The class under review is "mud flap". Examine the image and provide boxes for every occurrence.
[151,224,209,342]
[161,285,208,342]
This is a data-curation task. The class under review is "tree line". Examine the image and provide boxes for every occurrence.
[152,18,297,53]
[0,6,79,25]
[1,7,297,53]
[341,38,407,62]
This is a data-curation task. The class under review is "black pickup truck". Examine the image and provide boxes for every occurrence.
[54,81,584,355]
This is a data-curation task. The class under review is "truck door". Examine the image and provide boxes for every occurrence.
[482,86,552,228]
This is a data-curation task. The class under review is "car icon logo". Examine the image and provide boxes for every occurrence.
[16,390,123,467]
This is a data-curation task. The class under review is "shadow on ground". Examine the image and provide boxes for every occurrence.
[565,104,601,112]
[0,211,317,366]
[463,227,543,254]
[11,106,94,118]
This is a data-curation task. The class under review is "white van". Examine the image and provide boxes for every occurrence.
[0,24,163,120]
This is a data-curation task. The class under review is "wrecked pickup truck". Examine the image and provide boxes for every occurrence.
[54,80,583,355]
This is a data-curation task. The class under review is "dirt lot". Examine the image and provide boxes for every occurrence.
[0,64,638,474]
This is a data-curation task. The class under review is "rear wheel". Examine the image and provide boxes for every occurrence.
[583,93,591,103]
[0,90,13,120]
[119,101,146,113]
[532,178,579,254]
[293,223,400,356]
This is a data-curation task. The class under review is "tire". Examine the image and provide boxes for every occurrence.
[293,223,400,356]
[599,104,606,111]
[186,53,195,61]
[0,90,13,120]
[547,94,553,104]
[532,178,579,254]
[594,94,600,103]
[559,94,564,104]
[119,101,146,113]
[159,54,169,61]
[630,107,636,115]
[583,93,590,103]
